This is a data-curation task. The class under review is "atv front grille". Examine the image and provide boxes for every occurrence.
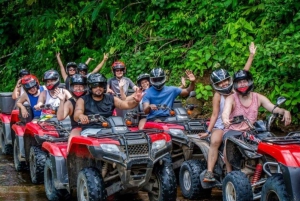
[127,143,149,156]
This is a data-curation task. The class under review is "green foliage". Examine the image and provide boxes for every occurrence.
[1,0,300,122]
[195,83,213,101]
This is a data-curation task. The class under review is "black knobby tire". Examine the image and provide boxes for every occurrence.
[13,138,26,171]
[1,132,12,155]
[222,171,253,201]
[77,167,107,201]
[148,157,177,201]
[261,174,289,201]
[179,160,212,200]
[29,146,47,184]
[44,157,71,201]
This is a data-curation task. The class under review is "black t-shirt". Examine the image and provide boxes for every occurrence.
[80,93,115,130]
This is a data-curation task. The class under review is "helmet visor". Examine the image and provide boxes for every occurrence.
[89,83,106,89]
[24,81,37,89]
[150,77,166,85]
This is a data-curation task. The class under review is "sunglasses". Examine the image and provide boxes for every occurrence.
[68,68,76,71]
[115,69,124,72]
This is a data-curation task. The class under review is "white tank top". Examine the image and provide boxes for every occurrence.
[44,89,62,108]
[214,95,225,129]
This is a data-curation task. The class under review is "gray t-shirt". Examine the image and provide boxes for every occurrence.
[108,77,136,98]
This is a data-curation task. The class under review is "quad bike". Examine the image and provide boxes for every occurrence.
[11,104,71,184]
[178,96,287,201]
[41,114,177,201]
[0,92,19,155]
[124,92,208,172]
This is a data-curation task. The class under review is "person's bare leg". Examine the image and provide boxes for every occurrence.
[138,118,147,130]
[203,129,223,182]
[67,128,81,153]
[207,129,223,171]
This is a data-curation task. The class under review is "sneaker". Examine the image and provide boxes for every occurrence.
[203,171,216,182]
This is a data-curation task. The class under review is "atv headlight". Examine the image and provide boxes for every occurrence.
[169,129,185,137]
[152,140,166,150]
[100,144,120,154]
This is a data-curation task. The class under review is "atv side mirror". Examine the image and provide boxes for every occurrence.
[189,91,196,98]
[276,96,286,106]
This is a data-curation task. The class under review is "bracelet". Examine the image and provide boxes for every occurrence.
[206,130,211,135]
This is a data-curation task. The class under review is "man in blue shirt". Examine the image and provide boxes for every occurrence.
[142,68,196,121]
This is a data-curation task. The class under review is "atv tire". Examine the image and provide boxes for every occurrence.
[261,174,289,201]
[77,167,107,201]
[29,146,47,184]
[179,160,211,199]
[13,138,26,171]
[1,131,12,155]
[148,157,177,201]
[44,157,71,201]
[222,171,253,201]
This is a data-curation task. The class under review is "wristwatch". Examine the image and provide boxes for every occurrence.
[206,130,211,135]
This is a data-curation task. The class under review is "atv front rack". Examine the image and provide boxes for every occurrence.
[37,120,70,137]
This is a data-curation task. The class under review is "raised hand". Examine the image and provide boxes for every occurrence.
[133,88,144,103]
[103,53,109,61]
[119,78,125,88]
[249,42,257,55]
[54,88,64,101]
[185,70,196,82]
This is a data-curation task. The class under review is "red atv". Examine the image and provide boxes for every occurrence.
[41,114,177,201]
[11,104,71,184]
[258,131,300,201]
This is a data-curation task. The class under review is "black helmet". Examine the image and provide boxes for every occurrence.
[210,69,233,95]
[65,62,77,75]
[87,73,107,93]
[137,73,150,87]
[233,70,254,96]
[78,63,88,75]
[43,70,60,90]
[70,74,88,98]
[111,61,126,76]
[19,69,30,78]
[150,68,166,90]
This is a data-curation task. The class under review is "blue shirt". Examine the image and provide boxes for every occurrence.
[142,86,182,119]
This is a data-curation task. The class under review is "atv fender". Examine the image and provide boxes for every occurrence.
[42,142,67,158]
[188,137,210,161]
[226,136,262,159]
[10,110,20,124]
[11,124,25,137]
[0,113,11,124]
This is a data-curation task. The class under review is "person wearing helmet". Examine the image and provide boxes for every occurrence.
[201,42,258,182]
[16,75,46,119]
[74,73,143,132]
[12,69,31,100]
[222,70,291,173]
[56,52,77,89]
[107,61,139,100]
[56,52,109,88]
[54,74,88,147]
[34,70,72,114]
[142,68,196,122]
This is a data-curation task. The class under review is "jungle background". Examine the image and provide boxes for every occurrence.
[1,0,300,129]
